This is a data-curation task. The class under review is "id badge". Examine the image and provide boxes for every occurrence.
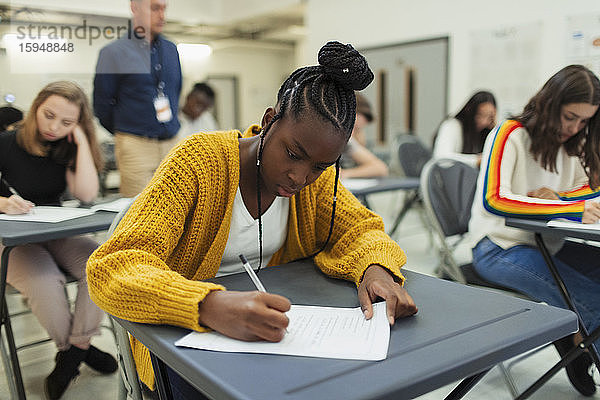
[154,93,173,123]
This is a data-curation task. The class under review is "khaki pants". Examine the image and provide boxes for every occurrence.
[3,236,103,351]
[114,132,179,198]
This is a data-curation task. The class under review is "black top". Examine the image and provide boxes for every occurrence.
[0,130,67,205]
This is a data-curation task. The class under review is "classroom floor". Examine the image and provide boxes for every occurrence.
[0,190,597,399]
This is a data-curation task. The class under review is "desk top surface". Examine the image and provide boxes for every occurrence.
[0,211,116,247]
[116,261,577,400]
[345,177,420,196]
[506,217,600,241]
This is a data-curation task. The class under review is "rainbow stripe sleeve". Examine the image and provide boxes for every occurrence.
[557,184,599,201]
[482,120,589,222]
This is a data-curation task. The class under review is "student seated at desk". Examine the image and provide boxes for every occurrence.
[0,82,117,400]
[87,41,418,399]
[469,65,600,396]
[340,93,389,179]
[177,82,218,139]
[432,91,496,168]
[0,106,23,132]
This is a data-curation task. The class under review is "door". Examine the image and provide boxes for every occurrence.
[360,37,448,148]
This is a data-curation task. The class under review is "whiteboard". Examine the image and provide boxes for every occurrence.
[469,22,543,120]
[566,14,600,78]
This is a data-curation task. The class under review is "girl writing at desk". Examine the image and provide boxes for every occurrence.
[469,65,600,396]
[0,81,117,400]
[433,90,497,168]
[87,41,418,399]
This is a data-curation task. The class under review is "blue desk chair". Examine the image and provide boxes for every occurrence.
[420,158,555,398]
[389,135,433,240]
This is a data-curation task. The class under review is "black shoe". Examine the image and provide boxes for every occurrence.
[44,346,87,400]
[554,335,597,397]
[83,345,118,374]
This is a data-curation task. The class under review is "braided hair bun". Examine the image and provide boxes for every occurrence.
[318,41,374,91]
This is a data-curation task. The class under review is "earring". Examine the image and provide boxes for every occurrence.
[256,130,265,167]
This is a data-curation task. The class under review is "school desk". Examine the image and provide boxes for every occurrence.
[505,217,600,399]
[0,210,117,400]
[345,176,421,236]
[113,260,577,400]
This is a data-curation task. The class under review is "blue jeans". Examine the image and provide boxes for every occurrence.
[473,237,600,348]
[165,365,210,400]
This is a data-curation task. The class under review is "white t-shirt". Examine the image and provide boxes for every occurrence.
[433,118,480,167]
[177,111,218,138]
[218,187,289,276]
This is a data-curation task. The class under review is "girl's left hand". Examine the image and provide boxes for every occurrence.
[358,264,418,325]
[68,125,86,146]
[527,187,558,200]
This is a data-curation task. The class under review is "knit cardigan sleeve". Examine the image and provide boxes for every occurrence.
[86,134,232,332]
[271,166,407,286]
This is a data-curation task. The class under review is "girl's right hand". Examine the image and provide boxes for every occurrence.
[582,200,600,224]
[198,290,291,342]
[68,124,87,147]
[0,195,34,215]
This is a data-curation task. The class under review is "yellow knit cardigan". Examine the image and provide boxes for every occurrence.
[87,126,407,388]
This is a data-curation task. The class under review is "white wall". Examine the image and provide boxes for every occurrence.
[4,0,221,24]
[221,0,301,23]
[0,25,294,139]
[3,0,301,25]
[178,40,295,129]
[306,0,600,115]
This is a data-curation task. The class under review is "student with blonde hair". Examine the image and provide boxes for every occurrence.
[0,81,117,400]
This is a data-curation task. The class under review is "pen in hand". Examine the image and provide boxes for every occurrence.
[1,177,34,214]
[239,254,267,292]
[1,177,19,197]
[239,254,289,334]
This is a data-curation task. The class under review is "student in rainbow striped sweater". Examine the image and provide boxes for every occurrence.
[469,65,600,397]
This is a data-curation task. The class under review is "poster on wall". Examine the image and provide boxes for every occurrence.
[566,14,600,78]
[469,22,542,120]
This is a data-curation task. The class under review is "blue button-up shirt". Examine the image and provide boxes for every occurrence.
[93,33,182,138]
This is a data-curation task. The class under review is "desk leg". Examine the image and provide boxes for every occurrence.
[388,190,419,237]
[149,352,173,400]
[1,246,26,400]
[516,326,600,400]
[534,233,600,368]
[444,369,491,400]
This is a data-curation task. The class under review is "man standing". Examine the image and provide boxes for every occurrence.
[94,0,181,197]
[178,82,218,138]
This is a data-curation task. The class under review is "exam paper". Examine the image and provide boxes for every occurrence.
[547,219,600,231]
[175,301,390,361]
[90,197,133,213]
[0,198,132,223]
[0,206,95,223]
[341,178,378,191]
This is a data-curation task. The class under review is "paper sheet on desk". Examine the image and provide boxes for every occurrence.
[90,197,133,213]
[0,206,95,223]
[175,301,390,361]
[0,198,133,223]
[547,219,600,231]
[341,178,378,191]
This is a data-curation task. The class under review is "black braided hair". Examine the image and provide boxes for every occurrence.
[254,41,374,272]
